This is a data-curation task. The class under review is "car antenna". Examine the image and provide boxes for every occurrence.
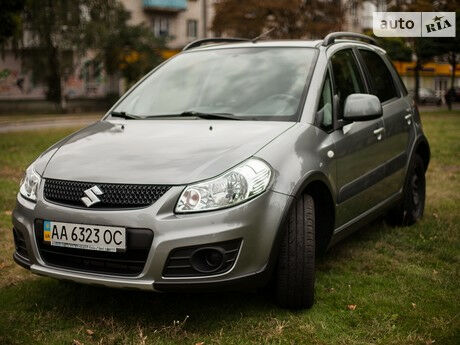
[251,27,276,43]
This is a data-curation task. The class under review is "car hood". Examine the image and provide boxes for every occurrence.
[43,119,295,184]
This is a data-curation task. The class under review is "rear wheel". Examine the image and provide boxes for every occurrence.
[275,194,315,309]
[386,154,426,226]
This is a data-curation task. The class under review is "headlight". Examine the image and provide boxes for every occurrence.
[175,158,271,213]
[19,165,41,202]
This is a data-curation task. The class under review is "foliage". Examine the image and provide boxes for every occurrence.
[388,0,442,102]
[14,0,165,110]
[363,30,412,61]
[431,12,460,88]
[21,0,85,108]
[0,0,25,48]
[82,2,164,86]
[212,0,346,39]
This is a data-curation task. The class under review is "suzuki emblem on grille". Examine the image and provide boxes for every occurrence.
[81,185,103,207]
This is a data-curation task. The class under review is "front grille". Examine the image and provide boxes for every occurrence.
[163,239,242,277]
[34,219,153,276]
[13,228,29,260]
[44,178,171,209]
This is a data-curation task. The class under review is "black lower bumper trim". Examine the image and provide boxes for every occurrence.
[153,268,271,292]
[13,251,31,270]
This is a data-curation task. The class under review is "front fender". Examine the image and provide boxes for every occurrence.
[256,123,337,201]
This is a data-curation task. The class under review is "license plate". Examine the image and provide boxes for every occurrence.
[43,220,126,252]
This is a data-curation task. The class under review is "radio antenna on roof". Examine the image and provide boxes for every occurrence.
[252,27,276,43]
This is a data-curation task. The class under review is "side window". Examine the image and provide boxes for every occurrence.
[359,49,399,102]
[330,49,365,117]
[317,72,333,130]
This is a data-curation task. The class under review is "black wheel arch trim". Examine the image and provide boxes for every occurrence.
[410,134,430,171]
[263,171,336,283]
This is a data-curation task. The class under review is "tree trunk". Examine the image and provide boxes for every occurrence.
[43,0,65,113]
[414,60,421,104]
[46,45,64,112]
[450,51,456,89]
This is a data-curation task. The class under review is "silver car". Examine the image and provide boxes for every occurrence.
[12,33,430,309]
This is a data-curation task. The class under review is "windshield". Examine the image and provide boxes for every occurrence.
[112,47,317,121]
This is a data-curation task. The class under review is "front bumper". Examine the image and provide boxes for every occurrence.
[12,184,292,291]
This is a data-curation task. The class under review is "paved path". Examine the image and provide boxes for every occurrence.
[0,116,100,133]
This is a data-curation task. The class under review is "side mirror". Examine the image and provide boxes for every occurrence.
[343,94,382,121]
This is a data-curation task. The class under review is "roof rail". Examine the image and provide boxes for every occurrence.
[322,32,377,47]
[183,37,250,51]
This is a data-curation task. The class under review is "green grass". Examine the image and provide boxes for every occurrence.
[0,113,459,345]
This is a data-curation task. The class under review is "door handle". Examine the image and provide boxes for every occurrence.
[373,127,384,141]
[405,114,412,125]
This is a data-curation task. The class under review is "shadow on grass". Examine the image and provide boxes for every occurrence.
[1,218,391,332]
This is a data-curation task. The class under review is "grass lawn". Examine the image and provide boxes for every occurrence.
[0,112,459,345]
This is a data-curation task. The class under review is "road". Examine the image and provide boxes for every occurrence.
[0,115,101,133]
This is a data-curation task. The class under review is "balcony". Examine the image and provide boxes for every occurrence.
[143,0,187,12]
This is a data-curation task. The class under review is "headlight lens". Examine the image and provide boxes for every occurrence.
[19,165,41,202]
[175,158,271,213]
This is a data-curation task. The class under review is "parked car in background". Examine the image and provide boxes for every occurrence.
[408,88,442,105]
[12,32,430,309]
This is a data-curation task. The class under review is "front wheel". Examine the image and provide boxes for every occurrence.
[275,194,315,309]
[386,154,426,226]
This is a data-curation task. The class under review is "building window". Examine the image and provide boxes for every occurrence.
[187,19,198,38]
[153,17,170,38]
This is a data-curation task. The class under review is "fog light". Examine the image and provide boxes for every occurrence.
[190,247,225,273]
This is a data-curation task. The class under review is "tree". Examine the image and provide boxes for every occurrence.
[0,0,25,49]
[389,0,441,103]
[433,11,460,89]
[369,35,412,62]
[411,38,441,103]
[22,0,85,111]
[212,0,346,39]
[14,0,165,111]
[82,1,164,87]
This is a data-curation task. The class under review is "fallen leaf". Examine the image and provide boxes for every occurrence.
[425,340,435,345]
[195,342,205,345]
[73,340,84,345]
[86,329,94,336]
[347,304,357,311]
[433,269,439,275]
[432,213,438,219]
[411,303,416,309]
[3,210,12,216]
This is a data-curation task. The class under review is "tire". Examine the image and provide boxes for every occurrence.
[275,193,315,309]
[386,154,426,226]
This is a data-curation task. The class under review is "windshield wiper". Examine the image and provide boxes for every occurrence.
[111,110,244,120]
[177,111,243,120]
[109,111,140,120]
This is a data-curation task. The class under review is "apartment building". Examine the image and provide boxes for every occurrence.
[122,0,216,52]
[0,0,216,107]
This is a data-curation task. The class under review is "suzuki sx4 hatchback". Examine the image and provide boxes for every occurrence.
[13,33,430,309]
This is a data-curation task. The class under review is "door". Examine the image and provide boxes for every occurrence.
[327,49,388,227]
[357,49,414,199]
